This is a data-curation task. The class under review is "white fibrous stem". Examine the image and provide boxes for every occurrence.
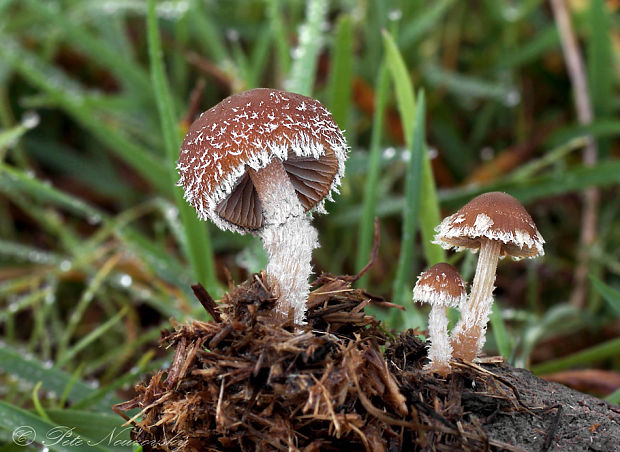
[249,159,318,324]
[424,306,452,376]
[451,239,501,361]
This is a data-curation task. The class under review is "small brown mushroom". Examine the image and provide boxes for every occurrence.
[433,192,544,361]
[178,88,348,324]
[413,263,466,375]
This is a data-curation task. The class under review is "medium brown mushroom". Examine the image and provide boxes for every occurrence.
[178,88,348,324]
[433,192,544,361]
[413,263,466,375]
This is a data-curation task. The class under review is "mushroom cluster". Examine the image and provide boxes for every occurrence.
[414,192,544,371]
[178,88,348,324]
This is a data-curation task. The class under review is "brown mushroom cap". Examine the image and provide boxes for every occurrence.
[433,192,544,259]
[413,263,466,308]
[177,88,348,233]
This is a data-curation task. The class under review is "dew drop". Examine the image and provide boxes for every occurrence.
[382,146,396,160]
[119,274,133,288]
[388,9,402,21]
[21,111,40,129]
[226,28,239,42]
[87,214,102,225]
[59,260,72,272]
[480,147,494,161]
[504,89,521,107]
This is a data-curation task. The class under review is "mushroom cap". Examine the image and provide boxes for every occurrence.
[413,263,466,308]
[433,192,544,259]
[177,88,348,234]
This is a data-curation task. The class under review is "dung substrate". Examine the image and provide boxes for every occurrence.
[117,273,620,451]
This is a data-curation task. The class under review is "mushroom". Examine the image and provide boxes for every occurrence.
[413,263,466,376]
[177,88,348,324]
[433,192,544,361]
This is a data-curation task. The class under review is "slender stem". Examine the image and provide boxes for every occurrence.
[425,305,452,376]
[249,159,318,324]
[451,239,501,360]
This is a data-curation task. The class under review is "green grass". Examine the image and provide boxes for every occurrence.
[146,0,217,293]
[0,0,619,449]
[355,62,389,288]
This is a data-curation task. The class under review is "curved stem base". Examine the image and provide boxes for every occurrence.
[451,239,501,361]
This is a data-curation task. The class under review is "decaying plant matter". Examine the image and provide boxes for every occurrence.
[114,268,619,452]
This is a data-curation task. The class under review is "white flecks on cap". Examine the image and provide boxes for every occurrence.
[413,271,466,308]
[177,89,349,234]
[433,212,545,258]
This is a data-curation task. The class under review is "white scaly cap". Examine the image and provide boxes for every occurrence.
[177,88,348,234]
[413,263,466,308]
[433,192,544,259]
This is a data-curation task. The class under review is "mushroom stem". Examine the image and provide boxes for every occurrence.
[425,305,452,376]
[451,238,501,360]
[248,159,318,324]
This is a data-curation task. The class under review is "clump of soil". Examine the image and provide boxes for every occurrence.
[117,273,620,451]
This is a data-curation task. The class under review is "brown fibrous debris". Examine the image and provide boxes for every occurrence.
[115,269,540,452]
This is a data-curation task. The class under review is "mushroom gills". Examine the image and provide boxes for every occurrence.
[215,173,263,229]
[215,149,338,229]
[283,150,338,210]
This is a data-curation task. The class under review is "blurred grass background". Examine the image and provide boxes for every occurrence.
[0,0,619,448]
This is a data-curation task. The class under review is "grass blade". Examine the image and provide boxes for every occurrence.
[0,403,99,452]
[0,164,193,291]
[57,254,122,362]
[489,303,511,359]
[0,115,38,161]
[495,26,559,70]
[46,410,132,452]
[399,0,454,47]
[0,37,169,194]
[327,15,354,130]
[531,337,620,375]
[392,91,426,325]
[442,159,620,208]
[383,31,444,267]
[26,0,151,95]
[545,120,620,149]
[0,344,119,412]
[266,0,291,78]
[0,402,129,452]
[146,0,218,294]
[606,387,620,405]
[587,0,614,159]
[57,307,128,368]
[422,64,516,103]
[286,0,327,95]
[589,275,620,316]
[188,0,230,64]
[0,164,104,220]
[355,63,389,287]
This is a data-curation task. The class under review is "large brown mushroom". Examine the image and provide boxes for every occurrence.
[178,88,348,324]
[433,192,544,360]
